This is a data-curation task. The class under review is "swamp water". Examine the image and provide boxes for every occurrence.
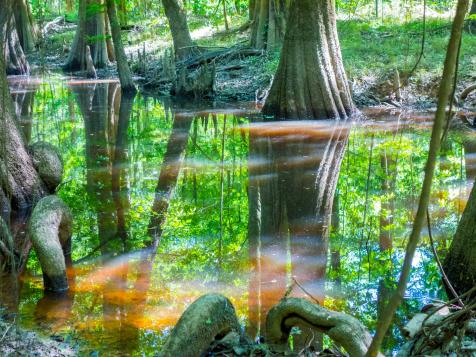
[1,75,474,356]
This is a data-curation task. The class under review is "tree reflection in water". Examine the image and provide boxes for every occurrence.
[247,119,350,345]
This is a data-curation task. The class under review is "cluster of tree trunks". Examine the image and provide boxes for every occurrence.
[64,0,135,91]
[0,0,37,76]
[64,0,111,71]
[249,0,289,50]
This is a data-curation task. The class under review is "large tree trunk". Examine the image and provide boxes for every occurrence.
[3,12,29,75]
[262,0,354,120]
[64,0,109,71]
[14,0,37,53]
[250,0,288,50]
[162,0,196,60]
[105,0,136,92]
[66,0,74,12]
[443,180,476,297]
[0,0,46,272]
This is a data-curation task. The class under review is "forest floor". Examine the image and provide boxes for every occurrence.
[0,318,74,356]
[33,16,476,111]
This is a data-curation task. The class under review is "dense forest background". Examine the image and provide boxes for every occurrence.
[0,0,476,356]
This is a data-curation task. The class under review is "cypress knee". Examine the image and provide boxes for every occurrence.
[29,196,73,292]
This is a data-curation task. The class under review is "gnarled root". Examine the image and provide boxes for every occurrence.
[28,195,72,292]
[29,142,64,193]
[160,293,242,357]
[266,298,378,357]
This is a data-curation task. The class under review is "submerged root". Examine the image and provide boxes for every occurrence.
[28,195,72,292]
[160,293,242,357]
[266,298,378,357]
[29,142,64,193]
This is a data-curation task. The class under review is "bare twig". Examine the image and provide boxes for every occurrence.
[366,0,470,354]
[292,277,321,305]
[426,209,464,307]
[0,318,15,343]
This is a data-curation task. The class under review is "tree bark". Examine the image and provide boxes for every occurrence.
[118,0,128,27]
[106,0,136,92]
[66,0,74,12]
[3,11,29,75]
[443,180,476,297]
[161,294,242,357]
[28,195,73,292]
[250,0,288,50]
[366,0,470,354]
[105,12,116,62]
[162,0,196,60]
[64,0,109,71]
[14,0,37,53]
[249,0,256,20]
[0,0,46,273]
[262,0,354,120]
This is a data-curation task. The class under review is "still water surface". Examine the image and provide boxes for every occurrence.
[1,76,474,355]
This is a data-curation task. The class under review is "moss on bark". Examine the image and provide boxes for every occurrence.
[160,294,242,357]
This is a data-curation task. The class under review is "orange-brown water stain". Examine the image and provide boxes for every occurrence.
[24,256,252,345]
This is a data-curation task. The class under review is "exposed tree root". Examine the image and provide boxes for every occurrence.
[162,294,378,357]
[28,195,72,292]
[460,84,476,102]
[160,294,243,357]
[266,298,377,357]
[29,142,64,193]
